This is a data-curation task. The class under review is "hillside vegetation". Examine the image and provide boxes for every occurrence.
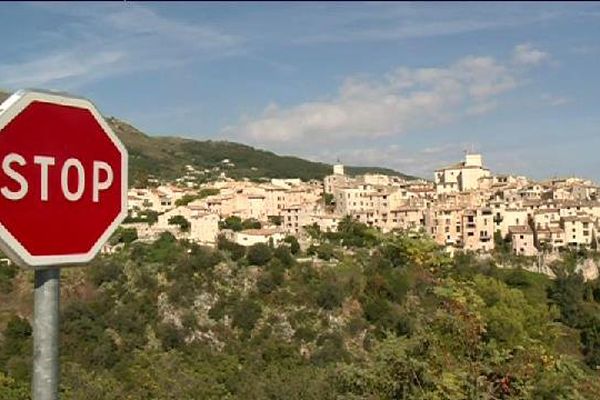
[0,91,413,186]
[1,219,599,399]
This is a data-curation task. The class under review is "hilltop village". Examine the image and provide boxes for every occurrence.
[122,153,599,272]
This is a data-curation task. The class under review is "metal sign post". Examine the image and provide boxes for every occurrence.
[32,268,60,400]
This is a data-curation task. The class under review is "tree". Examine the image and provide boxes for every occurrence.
[316,243,335,261]
[217,235,246,260]
[337,216,377,248]
[316,281,345,310]
[247,243,273,266]
[198,188,220,198]
[274,245,294,267]
[0,262,18,293]
[323,193,334,206]
[109,227,138,245]
[268,215,283,226]
[175,194,199,206]
[220,216,243,232]
[284,235,300,254]
[581,315,600,368]
[168,215,190,232]
[242,218,261,230]
[304,223,322,240]
[0,372,28,400]
[124,210,159,225]
[549,261,586,327]
[0,316,32,381]
[232,299,262,335]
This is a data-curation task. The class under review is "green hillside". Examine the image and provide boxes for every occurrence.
[0,91,415,186]
[109,117,413,185]
[1,223,599,398]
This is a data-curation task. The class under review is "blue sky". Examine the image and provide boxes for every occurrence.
[0,2,599,180]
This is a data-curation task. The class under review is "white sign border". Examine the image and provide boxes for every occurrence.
[0,89,128,268]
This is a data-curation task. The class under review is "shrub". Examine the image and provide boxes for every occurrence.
[316,281,345,310]
[109,227,138,246]
[220,216,243,232]
[168,215,190,232]
[247,243,272,266]
[232,299,262,335]
[284,235,300,254]
[0,263,18,293]
[268,215,283,226]
[316,243,334,261]
[274,245,294,267]
[242,218,261,230]
[217,235,246,261]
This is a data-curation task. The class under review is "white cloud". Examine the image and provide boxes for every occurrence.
[317,142,471,178]
[540,93,572,106]
[0,51,125,88]
[571,45,600,55]
[512,43,549,65]
[466,101,498,116]
[232,44,546,149]
[291,5,567,45]
[0,4,242,89]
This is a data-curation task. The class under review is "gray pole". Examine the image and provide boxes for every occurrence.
[32,268,60,400]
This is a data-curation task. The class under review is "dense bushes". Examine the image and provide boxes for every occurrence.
[247,243,272,266]
[168,215,190,232]
[1,230,600,399]
[0,263,18,293]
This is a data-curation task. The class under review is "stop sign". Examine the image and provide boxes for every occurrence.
[0,90,127,268]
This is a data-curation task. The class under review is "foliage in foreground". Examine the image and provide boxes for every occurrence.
[1,224,599,399]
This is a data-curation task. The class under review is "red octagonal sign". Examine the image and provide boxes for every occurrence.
[0,90,127,268]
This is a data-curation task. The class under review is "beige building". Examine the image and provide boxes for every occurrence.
[533,208,561,230]
[189,213,220,245]
[461,208,495,252]
[509,225,538,256]
[388,207,425,232]
[537,227,566,252]
[230,228,286,247]
[426,207,464,247]
[434,153,491,194]
[562,216,595,248]
[155,205,219,245]
[307,213,342,233]
[281,204,313,234]
[490,204,528,238]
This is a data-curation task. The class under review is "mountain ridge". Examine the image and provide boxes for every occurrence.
[0,91,416,185]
